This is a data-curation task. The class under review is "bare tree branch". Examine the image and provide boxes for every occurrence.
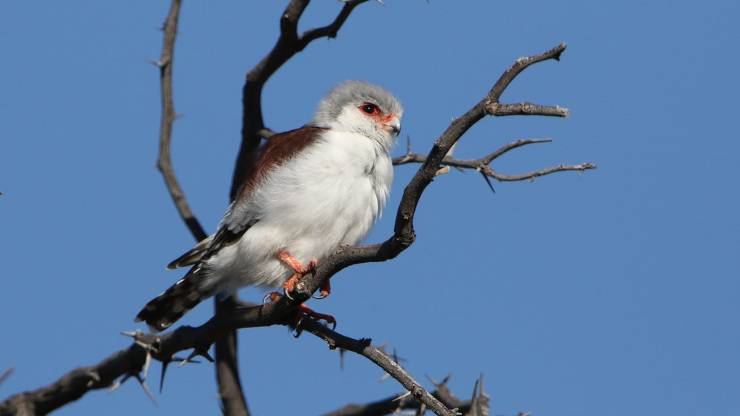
[0,306,451,416]
[0,345,147,415]
[487,102,569,117]
[153,1,248,414]
[322,374,477,416]
[154,0,207,242]
[231,0,370,199]
[1,42,590,416]
[298,319,457,416]
[393,138,596,184]
[213,299,249,416]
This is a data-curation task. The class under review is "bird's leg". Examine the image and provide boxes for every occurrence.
[277,250,317,297]
[264,292,336,329]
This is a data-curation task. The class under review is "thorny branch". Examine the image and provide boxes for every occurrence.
[0,41,588,415]
[152,1,249,414]
[393,137,596,186]
[321,374,487,416]
[0,3,593,411]
[0,306,456,416]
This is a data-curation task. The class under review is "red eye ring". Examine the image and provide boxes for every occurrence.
[360,103,380,115]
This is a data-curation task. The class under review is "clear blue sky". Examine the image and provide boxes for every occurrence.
[1,1,738,415]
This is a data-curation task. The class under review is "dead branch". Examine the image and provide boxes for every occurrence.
[151,1,249,413]
[393,138,596,184]
[299,319,456,416]
[0,306,451,416]
[0,33,590,416]
[321,374,488,416]
[284,43,578,306]
[487,102,569,117]
[154,0,206,242]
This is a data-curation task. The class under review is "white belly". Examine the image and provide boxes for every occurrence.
[206,131,393,292]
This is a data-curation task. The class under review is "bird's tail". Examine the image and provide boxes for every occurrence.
[135,266,215,331]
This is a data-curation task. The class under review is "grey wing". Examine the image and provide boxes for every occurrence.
[166,200,258,269]
[166,125,324,270]
[166,235,214,269]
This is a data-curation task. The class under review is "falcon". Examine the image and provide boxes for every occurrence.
[136,81,403,331]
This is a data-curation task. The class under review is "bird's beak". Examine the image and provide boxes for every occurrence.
[384,117,401,136]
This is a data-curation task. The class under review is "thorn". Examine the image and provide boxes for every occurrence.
[293,315,305,338]
[392,391,412,402]
[141,351,152,382]
[199,349,214,362]
[108,379,122,392]
[391,348,406,365]
[406,135,412,155]
[174,354,200,367]
[480,171,496,194]
[415,402,427,416]
[159,359,170,393]
[181,347,214,365]
[0,367,14,386]
[426,372,451,388]
[109,373,133,392]
[121,330,140,338]
[446,142,458,158]
[135,374,158,406]
[339,348,346,370]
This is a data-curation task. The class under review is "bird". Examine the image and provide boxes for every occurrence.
[136,80,403,331]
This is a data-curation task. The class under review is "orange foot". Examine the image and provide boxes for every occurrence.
[277,250,318,299]
[265,292,337,331]
[316,279,331,299]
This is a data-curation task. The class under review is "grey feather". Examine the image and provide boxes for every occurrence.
[313,80,403,127]
[167,236,213,269]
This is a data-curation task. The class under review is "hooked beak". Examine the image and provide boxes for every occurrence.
[384,117,401,136]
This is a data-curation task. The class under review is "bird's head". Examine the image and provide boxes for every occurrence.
[312,80,403,150]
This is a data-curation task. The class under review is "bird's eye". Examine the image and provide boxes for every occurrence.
[360,103,380,115]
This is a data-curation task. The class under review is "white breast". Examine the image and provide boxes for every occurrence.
[207,129,393,292]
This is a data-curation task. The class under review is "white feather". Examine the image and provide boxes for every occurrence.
[204,128,394,293]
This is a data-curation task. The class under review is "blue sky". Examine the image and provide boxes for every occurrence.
[1,1,739,415]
